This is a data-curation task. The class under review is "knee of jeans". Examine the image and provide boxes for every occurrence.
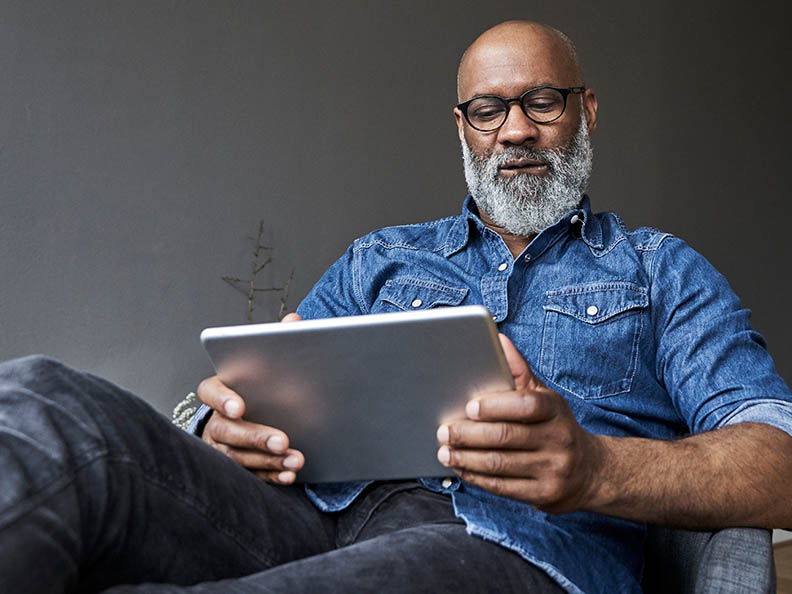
[3,354,68,376]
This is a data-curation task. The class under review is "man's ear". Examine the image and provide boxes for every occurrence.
[583,89,598,135]
[453,107,465,142]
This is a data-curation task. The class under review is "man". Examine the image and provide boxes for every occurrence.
[1,20,791,594]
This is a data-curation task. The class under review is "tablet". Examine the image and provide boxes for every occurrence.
[200,305,513,483]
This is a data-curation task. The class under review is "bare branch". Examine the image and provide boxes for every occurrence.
[223,220,295,324]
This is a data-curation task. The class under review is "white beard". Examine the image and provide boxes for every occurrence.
[461,110,593,238]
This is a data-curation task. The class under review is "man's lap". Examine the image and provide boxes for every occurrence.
[103,482,564,594]
[0,356,563,593]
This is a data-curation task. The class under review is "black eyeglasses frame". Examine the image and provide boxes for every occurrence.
[456,85,586,131]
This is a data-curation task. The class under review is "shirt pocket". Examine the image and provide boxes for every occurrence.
[372,277,469,313]
[540,283,648,399]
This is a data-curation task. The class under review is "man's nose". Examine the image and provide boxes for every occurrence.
[496,103,539,146]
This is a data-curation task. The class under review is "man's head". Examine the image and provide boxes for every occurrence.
[454,21,598,238]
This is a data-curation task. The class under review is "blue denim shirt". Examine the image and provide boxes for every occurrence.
[189,195,792,593]
[291,196,792,594]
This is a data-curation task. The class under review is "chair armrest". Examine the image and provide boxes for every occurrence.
[642,526,775,594]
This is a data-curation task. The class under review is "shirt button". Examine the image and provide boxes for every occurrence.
[586,305,599,316]
[441,478,453,489]
[524,254,531,263]
[411,299,423,308]
[498,262,508,271]
[570,214,580,225]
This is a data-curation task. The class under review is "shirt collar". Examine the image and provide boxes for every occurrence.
[570,195,603,250]
[442,194,602,257]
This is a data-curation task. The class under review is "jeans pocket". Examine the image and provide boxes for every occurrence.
[540,283,648,399]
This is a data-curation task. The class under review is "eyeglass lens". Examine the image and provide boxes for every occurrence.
[466,88,566,131]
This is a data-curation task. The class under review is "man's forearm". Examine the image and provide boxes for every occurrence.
[587,422,792,529]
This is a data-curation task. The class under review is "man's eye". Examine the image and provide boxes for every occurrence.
[525,100,558,112]
[471,106,504,121]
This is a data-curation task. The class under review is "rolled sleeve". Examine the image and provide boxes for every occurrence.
[186,403,213,436]
[717,399,792,439]
[652,237,792,433]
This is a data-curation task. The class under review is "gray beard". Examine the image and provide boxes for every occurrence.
[461,110,593,238]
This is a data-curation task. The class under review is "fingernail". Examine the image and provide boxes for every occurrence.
[283,454,300,469]
[437,446,451,465]
[277,471,295,483]
[267,435,285,452]
[466,400,480,418]
[436,424,449,444]
[224,399,241,417]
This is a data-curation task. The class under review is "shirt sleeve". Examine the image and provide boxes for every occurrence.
[650,236,792,437]
[297,241,368,320]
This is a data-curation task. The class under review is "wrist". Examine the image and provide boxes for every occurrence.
[580,434,620,513]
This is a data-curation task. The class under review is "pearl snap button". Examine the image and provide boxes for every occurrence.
[586,305,599,316]
[411,299,422,308]
[442,478,453,488]
[498,262,508,271]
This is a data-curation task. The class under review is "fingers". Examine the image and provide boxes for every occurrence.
[437,446,563,478]
[196,375,246,419]
[464,390,559,423]
[281,313,302,323]
[204,412,289,451]
[254,469,298,484]
[448,471,571,512]
[213,441,304,485]
[202,408,305,484]
[438,419,550,449]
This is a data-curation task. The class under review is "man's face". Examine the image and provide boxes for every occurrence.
[460,110,593,238]
[454,29,598,237]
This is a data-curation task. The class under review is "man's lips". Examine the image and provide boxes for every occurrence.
[498,158,548,177]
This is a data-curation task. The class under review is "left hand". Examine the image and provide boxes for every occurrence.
[436,334,606,514]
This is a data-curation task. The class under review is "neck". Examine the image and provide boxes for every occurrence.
[477,209,534,259]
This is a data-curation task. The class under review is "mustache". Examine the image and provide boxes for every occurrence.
[477,145,560,170]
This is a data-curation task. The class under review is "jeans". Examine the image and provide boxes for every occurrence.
[0,356,563,594]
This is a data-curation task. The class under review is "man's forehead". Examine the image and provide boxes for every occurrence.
[460,47,565,98]
[457,23,580,101]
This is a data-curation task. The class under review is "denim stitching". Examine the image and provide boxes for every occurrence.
[539,289,645,399]
[0,446,110,530]
[352,245,369,314]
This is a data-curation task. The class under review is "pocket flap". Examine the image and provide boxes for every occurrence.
[378,277,468,311]
[544,283,648,324]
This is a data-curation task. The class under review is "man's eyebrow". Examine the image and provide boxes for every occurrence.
[466,82,559,100]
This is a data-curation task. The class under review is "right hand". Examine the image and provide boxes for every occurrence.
[197,313,305,484]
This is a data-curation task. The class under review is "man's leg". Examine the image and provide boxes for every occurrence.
[105,483,565,594]
[0,356,336,593]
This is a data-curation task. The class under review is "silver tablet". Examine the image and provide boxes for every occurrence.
[200,305,513,483]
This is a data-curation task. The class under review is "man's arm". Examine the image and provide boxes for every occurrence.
[437,334,792,530]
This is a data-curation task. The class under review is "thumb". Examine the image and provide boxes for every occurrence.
[498,333,541,391]
[281,313,303,323]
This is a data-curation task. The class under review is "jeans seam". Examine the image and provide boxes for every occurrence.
[0,447,110,530]
[131,461,279,568]
[340,483,420,547]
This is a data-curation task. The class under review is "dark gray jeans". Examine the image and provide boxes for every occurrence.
[0,356,563,594]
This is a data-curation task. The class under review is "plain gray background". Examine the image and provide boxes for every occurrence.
[1,0,790,416]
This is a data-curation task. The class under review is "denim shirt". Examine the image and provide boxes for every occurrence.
[290,196,792,594]
[188,195,792,592]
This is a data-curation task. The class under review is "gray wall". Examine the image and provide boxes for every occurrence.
[1,1,790,414]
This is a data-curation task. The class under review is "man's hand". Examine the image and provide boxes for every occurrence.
[197,313,305,484]
[438,335,792,528]
[437,333,606,514]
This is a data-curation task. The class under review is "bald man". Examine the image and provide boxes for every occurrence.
[1,21,791,594]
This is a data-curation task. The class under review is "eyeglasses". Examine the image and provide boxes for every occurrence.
[456,86,586,132]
